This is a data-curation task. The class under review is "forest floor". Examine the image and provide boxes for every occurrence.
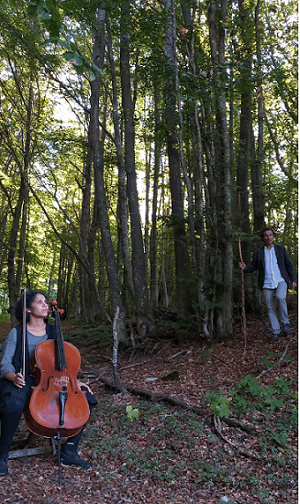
[0,295,297,504]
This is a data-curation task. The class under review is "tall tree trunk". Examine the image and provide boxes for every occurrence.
[208,0,233,338]
[7,83,35,324]
[106,23,135,308]
[8,180,28,325]
[181,0,207,327]
[150,92,160,310]
[164,0,193,317]
[251,0,265,233]
[77,126,104,324]
[120,0,155,336]
[236,0,254,265]
[90,7,126,337]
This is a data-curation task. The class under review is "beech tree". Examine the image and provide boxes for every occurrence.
[0,0,297,340]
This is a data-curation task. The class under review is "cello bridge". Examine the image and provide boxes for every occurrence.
[54,376,69,389]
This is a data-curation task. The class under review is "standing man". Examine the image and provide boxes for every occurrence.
[239,227,297,342]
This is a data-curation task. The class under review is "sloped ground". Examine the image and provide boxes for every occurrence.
[0,302,297,504]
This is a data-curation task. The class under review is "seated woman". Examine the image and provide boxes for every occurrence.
[0,290,97,476]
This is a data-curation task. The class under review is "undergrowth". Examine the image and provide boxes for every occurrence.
[82,381,297,504]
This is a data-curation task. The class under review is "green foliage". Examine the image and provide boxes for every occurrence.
[0,0,297,330]
[62,323,113,346]
[161,371,180,382]
[126,405,140,422]
[207,373,292,418]
[205,391,231,418]
[198,347,212,363]
[28,0,62,38]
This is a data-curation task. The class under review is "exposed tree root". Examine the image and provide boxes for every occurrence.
[97,375,254,434]
[213,415,261,461]
[257,344,289,379]
[98,375,205,415]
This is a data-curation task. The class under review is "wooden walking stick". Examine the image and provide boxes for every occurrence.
[237,192,247,355]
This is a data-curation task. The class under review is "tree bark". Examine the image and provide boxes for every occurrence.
[120,0,155,336]
[164,0,194,317]
[106,23,135,308]
[235,0,255,268]
[250,0,265,233]
[90,7,126,336]
[207,0,233,337]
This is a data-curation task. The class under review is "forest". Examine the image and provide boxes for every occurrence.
[0,2,298,503]
[0,0,297,339]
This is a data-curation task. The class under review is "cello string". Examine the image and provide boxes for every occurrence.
[55,307,67,370]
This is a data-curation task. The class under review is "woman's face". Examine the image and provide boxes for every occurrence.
[27,293,49,320]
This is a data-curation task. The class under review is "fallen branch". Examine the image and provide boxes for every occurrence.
[168,349,193,361]
[257,344,289,379]
[8,445,54,460]
[98,375,205,416]
[99,375,284,462]
[214,415,261,460]
[119,360,151,371]
[222,417,254,433]
[210,353,229,366]
[98,375,254,436]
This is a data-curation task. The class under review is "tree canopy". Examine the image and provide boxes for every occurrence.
[0,0,297,337]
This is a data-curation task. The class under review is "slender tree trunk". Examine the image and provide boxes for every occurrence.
[90,7,126,337]
[150,92,160,310]
[120,0,155,336]
[7,83,35,324]
[164,0,193,317]
[77,124,104,323]
[181,0,207,324]
[208,0,233,337]
[106,23,135,307]
[251,0,265,233]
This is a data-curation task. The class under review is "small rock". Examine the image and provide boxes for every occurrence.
[219,497,236,504]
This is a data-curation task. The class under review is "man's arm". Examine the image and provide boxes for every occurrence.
[239,250,258,274]
[283,248,297,288]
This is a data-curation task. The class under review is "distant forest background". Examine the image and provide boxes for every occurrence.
[0,0,297,340]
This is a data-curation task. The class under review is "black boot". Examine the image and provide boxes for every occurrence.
[60,392,97,469]
[0,455,8,476]
[61,442,93,469]
[0,409,24,477]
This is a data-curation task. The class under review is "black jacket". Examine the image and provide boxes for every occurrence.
[244,244,297,290]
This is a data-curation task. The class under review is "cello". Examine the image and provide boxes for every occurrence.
[24,299,90,439]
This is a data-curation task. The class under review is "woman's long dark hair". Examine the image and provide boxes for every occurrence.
[15,291,48,323]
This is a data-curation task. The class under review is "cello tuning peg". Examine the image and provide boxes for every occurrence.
[48,300,64,315]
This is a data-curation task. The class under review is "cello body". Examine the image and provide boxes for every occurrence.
[24,301,90,439]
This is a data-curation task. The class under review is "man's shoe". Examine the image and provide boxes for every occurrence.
[61,450,93,469]
[0,457,8,476]
[282,324,292,335]
[271,334,279,342]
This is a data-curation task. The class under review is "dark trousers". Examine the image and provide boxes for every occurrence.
[0,379,97,458]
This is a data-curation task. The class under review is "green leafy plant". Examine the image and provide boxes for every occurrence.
[126,405,140,421]
[205,391,231,418]
[206,374,292,418]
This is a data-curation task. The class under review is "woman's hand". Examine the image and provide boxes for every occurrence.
[76,379,92,394]
[5,372,25,389]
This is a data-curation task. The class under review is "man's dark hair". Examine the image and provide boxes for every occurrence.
[260,227,276,240]
[15,290,48,323]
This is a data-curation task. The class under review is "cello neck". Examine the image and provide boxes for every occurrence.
[49,300,67,371]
